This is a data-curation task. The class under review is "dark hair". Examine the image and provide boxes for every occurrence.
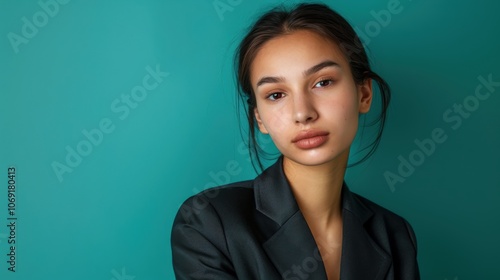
[234,2,391,172]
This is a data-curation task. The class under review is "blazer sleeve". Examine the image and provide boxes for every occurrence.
[171,195,238,280]
[402,218,420,279]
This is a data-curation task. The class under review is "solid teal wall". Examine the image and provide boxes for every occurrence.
[1,0,499,279]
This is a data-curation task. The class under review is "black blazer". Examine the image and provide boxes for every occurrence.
[171,157,420,279]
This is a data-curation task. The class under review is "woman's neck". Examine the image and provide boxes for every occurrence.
[282,153,347,229]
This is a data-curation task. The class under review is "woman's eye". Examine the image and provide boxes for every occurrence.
[314,79,333,88]
[267,92,285,101]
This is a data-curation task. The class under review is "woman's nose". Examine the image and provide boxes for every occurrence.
[293,92,318,124]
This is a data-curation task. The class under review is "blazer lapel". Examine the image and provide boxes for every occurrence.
[253,157,391,279]
[340,187,391,280]
[253,157,327,278]
[263,211,327,279]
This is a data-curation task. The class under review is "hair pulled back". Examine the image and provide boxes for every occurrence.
[235,3,390,171]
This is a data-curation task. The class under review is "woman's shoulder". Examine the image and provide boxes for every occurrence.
[354,192,411,220]
[171,181,260,277]
[348,190,418,249]
[351,191,407,221]
[185,179,256,206]
[173,180,257,226]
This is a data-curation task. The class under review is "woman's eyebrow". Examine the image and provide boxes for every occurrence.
[255,60,340,88]
[303,60,340,76]
[256,76,285,88]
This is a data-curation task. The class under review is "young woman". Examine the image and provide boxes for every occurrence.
[171,3,420,279]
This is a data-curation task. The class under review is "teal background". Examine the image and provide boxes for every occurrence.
[1,0,499,279]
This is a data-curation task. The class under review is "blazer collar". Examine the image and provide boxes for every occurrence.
[253,156,299,226]
[253,156,373,225]
[340,190,392,279]
[253,156,391,279]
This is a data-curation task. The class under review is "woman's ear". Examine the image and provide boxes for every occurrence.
[254,108,269,134]
[358,78,373,114]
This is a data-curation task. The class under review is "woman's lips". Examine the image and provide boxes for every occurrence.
[292,130,329,149]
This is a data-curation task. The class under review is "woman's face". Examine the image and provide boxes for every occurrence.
[250,30,373,167]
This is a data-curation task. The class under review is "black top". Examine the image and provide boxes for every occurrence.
[171,156,420,279]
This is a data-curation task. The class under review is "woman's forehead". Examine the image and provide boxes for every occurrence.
[250,30,348,83]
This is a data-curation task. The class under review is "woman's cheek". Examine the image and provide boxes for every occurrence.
[266,107,289,133]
